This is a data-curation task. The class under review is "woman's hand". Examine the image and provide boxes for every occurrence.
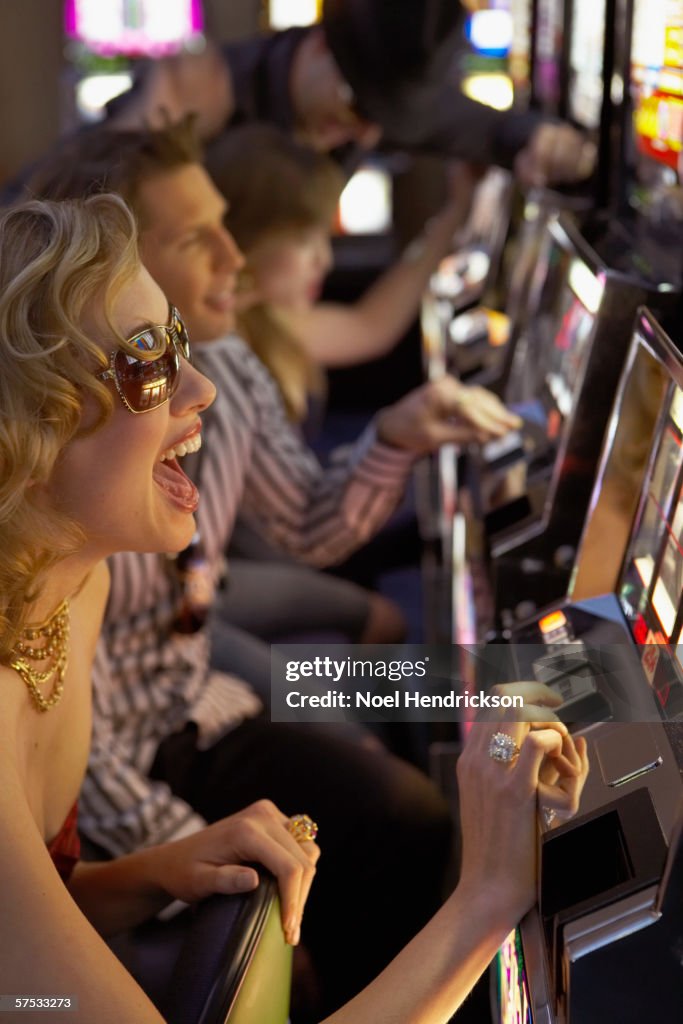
[485,682,590,820]
[151,799,320,945]
[456,716,588,926]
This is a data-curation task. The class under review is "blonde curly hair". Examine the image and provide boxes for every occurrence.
[0,193,140,658]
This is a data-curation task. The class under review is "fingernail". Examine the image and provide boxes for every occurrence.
[236,870,256,891]
[285,916,298,944]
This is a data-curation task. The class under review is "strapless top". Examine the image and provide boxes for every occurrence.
[47,803,80,883]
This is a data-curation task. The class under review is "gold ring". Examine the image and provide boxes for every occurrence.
[488,731,521,764]
[287,813,319,843]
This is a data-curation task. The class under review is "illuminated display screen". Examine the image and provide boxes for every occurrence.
[509,0,533,95]
[268,0,320,29]
[534,0,565,110]
[506,241,599,461]
[542,261,598,423]
[431,250,490,301]
[449,307,511,349]
[64,0,203,57]
[572,335,670,601]
[498,930,533,1024]
[621,414,683,638]
[630,0,683,171]
[539,609,568,634]
[337,166,392,235]
[466,10,513,58]
[568,0,606,128]
[619,364,683,717]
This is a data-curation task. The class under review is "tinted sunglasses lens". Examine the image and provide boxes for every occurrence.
[171,309,191,361]
[113,346,180,412]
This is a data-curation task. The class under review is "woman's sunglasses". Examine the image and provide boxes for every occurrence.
[97,305,191,414]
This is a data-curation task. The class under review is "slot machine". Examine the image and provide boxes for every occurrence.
[559,0,683,286]
[428,166,515,331]
[532,0,566,115]
[424,1,679,643]
[619,0,683,284]
[492,309,683,1023]
[564,0,615,204]
[419,0,567,621]
[507,310,683,720]
[497,797,683,1023]
[509,0,536,109]
[629,0,682,183]
[481,213,678,625]
[470,0,683,627]
[420,0,536,385]
[436,0,618,393]
[434,0,594,392]
[443,0,645,392]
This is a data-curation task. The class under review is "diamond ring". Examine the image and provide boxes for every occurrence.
[488,731,521,763]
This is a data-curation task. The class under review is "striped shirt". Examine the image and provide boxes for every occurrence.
[80,335,415,855]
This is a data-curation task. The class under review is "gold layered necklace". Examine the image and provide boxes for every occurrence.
[9,599,70,713]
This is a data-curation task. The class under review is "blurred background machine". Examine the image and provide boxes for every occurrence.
[423,0,683,651]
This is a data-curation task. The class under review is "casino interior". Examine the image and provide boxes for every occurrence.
[0,2,682,1023]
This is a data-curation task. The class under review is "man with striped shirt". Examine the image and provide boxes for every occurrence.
[29,122,519,1015]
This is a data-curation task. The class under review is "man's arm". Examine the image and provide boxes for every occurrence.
[196,338,518,568]
[197,337,413,567]
[384,86,595,187]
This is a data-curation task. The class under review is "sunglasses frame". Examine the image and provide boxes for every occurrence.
[97,304,191,414]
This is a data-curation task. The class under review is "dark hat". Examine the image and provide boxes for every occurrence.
[322,0,465,145]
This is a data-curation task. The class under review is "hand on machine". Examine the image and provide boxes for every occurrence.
[139,800,320,948]
[458,700,589,919]
[514,123,597,190]
[478,681,591,821]
[376,376,522,454]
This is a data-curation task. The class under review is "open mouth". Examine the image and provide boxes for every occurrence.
[206,290,236,314]
[152,431,202,512]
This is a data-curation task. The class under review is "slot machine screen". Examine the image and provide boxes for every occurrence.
[532,249,603,439]
[485,229,601,519]
[64,0,203,57]
[619,388,683,640]
[543,265,598,422]
[533,0,565,112]
[567,0,606,129]
[618,334,683,718]
[630,0,683,174]
[497,930,533,1024]
[571,326,670,600]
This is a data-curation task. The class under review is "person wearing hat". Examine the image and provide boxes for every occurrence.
[108,0,595,187]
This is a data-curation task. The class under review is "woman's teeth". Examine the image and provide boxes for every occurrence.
[160,433,202,462]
